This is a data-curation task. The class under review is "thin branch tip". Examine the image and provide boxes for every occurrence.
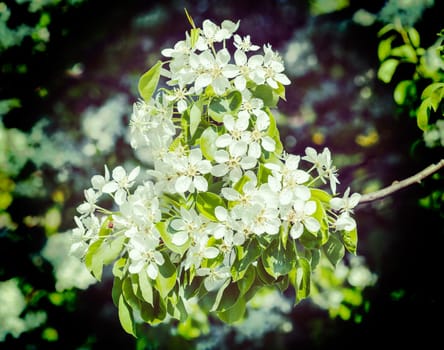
[358,158,444,205]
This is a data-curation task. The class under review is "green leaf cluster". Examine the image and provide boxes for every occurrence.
[377,23,444,132]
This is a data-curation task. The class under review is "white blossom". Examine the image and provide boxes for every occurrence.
[174,148,212,193]
[234,34,260,52]
[303,147,340,194]
[76,188,100,216]
[247,112,276,158]
[128,234,164,279]
[282,199,320,239]
[330,187,361,214]
[216,114,250,156]
[263,44,291,89]
[211,149,257,183]
[170,208,204,246]
[191,49,239,95]
[233,50,265,90]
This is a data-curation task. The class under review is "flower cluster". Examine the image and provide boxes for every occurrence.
[72,18,360,333]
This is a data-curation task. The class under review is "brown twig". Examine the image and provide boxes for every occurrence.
[358,159,444,204]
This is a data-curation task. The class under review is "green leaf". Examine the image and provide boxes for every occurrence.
[280,224,288,249]
[84,218,126,280]
[237,265,256,295]
[208,97,226,122]
[265,109,283,155]
[208,90,242,122]
[421,83,444,99]
[112,276,122,307]
[102,235,126,265]
[311,188,332,204]
[184,8,196,28]
[257,162,272,185]
[138,270,154,306]
[378,35,396,61]
[200,126,218,161]
[342,227,358,254]
[377,24,396,37]
[226,90,242,111]
[262,238,297,278]
[289,257,311,304]
[275,274,290,292]
[98,216,114,237]
[158,221,190,256]
[323,232,345,266]
[139,291,167,324]
[155,253,177,298]
[138,60,162,102]
[189,103,201,137]
[216,282,241,312]
[84,239,105,281]
[190,28,200,48]
[184,273,204,299]
[390,45,417,62]
[407,27,420,47]
[377,58,399,83]
[311,198,329,245]
[0,98,21,117]
[253,84,278,107]
[417,100,431,131]
[217,296,246,324]
[256,257,276,285]
[393,80,416,105]
[232,238,261,280]
[275,82,286,101]
[118,295,136,336]
[122,276,141,311]
[196,192,225,221]
[233,173,253,193]
[307,248,321,269]
[167,293,188,322]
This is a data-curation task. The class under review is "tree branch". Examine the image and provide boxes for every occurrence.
[358,159,444,204]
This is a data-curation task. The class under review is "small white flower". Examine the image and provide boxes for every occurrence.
[104,166,140,205]
[196,19,239,51]
[164,85,194,113]
[238,90,266,120]
[262,44,291,89]
[183,235,219,270]
[128,234,164,279]
[192,49,239,95]
[234,34,260,52]
[161,34,194,58]
[330,187,361,214]
[303,147,340,194]
[70,216,94,258]
[247,112,276,158]
[76,188,100,216]
[174,148,212,193]
[334,213,357,232]
[169,208,203,246]
[266,155,310,205]
[283,199,320,239]
[91,165,111,193]
[211,149,257,183]
[216,114,250,156]
[243,204,281,235]
[147,155,181,194]
[233,50,265,91]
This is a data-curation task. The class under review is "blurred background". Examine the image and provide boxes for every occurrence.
[1,0,443,349]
